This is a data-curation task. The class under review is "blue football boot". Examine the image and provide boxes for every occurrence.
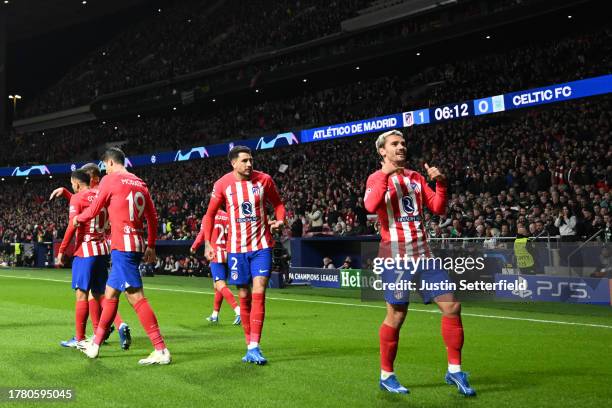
[118,323,132,350]
[379,375,410,394]
[445,371,476,396]
[242,347,267,365]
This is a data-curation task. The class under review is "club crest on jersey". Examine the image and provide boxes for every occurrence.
[410,181,420,192]
[252,186,261,196]
[231,272,239,281]
[394,290,404,300]
[402,196,415,213]
[123,226,131,234]
[241,202,254,216]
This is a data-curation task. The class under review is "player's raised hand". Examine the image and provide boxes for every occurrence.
[144,247,156,264]
[269,219,284,233]
[204,242,215,261]
[72,217,80,227]
[381,161,403,175]
[189,246,196,255]
[56,253,64,267]
[424,163,446,182]
[49,187,64,201]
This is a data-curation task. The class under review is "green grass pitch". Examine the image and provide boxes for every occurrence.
[1,268,611,407]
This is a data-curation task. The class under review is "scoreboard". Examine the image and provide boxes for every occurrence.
[403,75,612,126]
[2,74,611,177]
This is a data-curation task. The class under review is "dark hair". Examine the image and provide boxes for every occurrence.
[101,147,125,164]
[80,162,101,178]
[71,169,90,186]
[228,145,252,162]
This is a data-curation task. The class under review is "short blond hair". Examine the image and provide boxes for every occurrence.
[375,129,404,150]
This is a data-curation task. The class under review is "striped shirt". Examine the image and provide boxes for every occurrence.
[364,169,447,257]
[59,189,109,257]
[76,171,157,253]
[192,210,229,263]
[206,170,285,254]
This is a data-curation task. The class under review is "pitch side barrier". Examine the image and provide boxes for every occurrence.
[289,236,612,306]
[2,75,611,177]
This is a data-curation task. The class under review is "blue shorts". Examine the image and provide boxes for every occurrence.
[72,255,109,294]
[382,264,453,305]
[108,250,143,292]
[227,248,272,286]
[210,262,227,282]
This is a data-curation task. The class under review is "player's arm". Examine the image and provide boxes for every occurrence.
[266,176,286,232]
[74,179,110,226]
[420,164,448,215]
[143,190,159,263]
[57,197,80,265]
[364,172,389,213]
[49,187,72,201]
[203,182,224,260]
[191,216,206,253]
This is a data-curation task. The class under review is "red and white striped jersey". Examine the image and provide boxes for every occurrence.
[192,210,229,263]
[76,171,158,253]
[207,170,285,254]
[59,189,109,258]
[364,169,447,257]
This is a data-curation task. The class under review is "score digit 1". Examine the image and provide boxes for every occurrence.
[413,109,430,125]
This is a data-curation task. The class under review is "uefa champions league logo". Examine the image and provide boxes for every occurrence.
[256,132,299,150]
[11,165,51,176]
[173,147,209,162]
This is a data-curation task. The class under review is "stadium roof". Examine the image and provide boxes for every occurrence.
[2,0,152,42]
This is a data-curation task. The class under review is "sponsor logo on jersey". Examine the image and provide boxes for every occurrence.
[241,202,253,216]
[401,196,415,213]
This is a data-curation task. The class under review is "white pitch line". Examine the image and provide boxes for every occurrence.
[1,273,612,329]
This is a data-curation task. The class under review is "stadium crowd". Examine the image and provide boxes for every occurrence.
[1,95,611,252]
[19,0,371,117]
[17,0,534,118]
[3,25,610,167]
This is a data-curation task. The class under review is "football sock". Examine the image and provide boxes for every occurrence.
[211,310,219,318]
[248,341,259,350]
[134,298,166,351]
[380,323,399,372]
[380,370,394,381]
[239,294,252,344]
[88,298,101,332]
[221,286,238,309]
[94,298,118,346]
[441,315,464,366]
[213,289,223,312]
[250,293,265,344]
[448,364,462,374]
[75,300,89,341]
[101,295,125,328]
[113,311,125,328]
